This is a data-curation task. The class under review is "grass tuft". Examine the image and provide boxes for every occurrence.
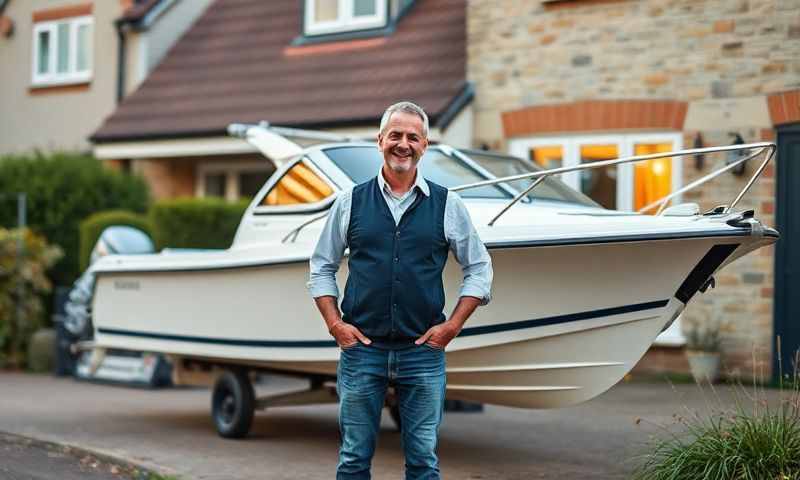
[632,351,800,480]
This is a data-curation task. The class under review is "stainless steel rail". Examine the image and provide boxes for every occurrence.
[450,142,776,226]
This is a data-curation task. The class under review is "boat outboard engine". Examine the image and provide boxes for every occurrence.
[59,226,172,387]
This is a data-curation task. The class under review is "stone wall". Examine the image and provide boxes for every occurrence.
[467,0,800,378]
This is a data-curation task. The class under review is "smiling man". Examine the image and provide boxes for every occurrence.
[308,101,493,480]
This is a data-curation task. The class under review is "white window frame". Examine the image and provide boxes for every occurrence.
[31,15,93,87]
[508,132,683,212]
[196,162,275,203]
[304,0,387,36]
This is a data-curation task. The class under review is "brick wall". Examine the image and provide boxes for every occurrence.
[468,0,800,378]
[132,157,198,200]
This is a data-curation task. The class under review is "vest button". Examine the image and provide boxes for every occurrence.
[394,257,399,262]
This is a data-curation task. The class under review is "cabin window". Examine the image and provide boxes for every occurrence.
[261,161,334,206]
[304,0,387,36]
[32,16,93,86]
[508,133,683,214]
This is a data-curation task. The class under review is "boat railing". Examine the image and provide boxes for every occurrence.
[450,142,776,227]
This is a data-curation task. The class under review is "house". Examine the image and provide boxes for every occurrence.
[0,0,213,153]
[466,0,799,379]
[90,0,799,379]
[90,0,473,201]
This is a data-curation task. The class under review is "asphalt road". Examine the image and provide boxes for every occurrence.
[0,372,783,480]
[0,432,145,480]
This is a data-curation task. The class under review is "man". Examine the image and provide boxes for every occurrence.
[308,101,492,480]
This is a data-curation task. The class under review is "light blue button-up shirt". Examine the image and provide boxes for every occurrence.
[308,169,493,305]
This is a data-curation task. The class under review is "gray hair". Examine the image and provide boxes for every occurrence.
[379,101,429,138]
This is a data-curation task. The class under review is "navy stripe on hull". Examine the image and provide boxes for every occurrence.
[97,299,670,349]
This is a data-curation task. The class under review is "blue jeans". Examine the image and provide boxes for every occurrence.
[336,342,446,480]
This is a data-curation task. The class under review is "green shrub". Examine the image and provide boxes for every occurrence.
[79,210,151,271]
[0,152,149,285]
[148,198,248,250]
[633,374,800,480]
[0,228,62,369]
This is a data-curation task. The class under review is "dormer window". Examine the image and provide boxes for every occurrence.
[304,0,388,36]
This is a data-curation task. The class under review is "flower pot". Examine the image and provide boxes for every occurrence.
[686,350,721,383]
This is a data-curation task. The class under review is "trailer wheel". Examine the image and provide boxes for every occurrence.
[212,369,255,439]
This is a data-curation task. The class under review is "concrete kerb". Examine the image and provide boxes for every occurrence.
[0,430,179,479]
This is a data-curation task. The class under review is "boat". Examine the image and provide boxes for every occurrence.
[81,122,777,437]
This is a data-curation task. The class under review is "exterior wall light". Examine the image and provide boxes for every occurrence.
[725,133,748,176]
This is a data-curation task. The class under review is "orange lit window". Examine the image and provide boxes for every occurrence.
[634,143,673,214]
[580,144,618,210]
[262,162,333,206]
[530,145,563,170]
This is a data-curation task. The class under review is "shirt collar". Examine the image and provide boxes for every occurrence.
[377,167,430,197]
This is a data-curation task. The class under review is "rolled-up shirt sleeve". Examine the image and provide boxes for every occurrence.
[444,191,493,305]
[307,190,351,299]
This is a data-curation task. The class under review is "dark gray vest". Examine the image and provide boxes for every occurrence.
[341,176,449,348]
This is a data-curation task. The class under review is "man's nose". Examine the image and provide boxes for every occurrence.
[398,136,409,149]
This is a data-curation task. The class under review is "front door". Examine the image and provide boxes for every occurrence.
[774,123,800,381]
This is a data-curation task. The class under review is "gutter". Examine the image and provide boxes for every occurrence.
[113,0,175,103]
[115,19,126,103]
[434,81,474,132]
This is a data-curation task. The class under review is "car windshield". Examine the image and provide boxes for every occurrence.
[460,149,601,208]
[323,146,512,199]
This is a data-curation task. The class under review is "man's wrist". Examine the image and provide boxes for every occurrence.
[444,319,464,334]
[328,320,344,336]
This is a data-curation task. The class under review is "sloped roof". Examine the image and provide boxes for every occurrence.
[92,0,468,143]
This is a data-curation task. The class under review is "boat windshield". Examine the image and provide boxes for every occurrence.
[460,149,601,208]
[323,146,512,199]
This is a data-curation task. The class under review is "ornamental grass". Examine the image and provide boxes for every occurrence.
[633,350,800,480]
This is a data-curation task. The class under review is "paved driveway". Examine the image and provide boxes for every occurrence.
[0,372,780,479]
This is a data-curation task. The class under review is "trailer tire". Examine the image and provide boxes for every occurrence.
[212,369,255,439]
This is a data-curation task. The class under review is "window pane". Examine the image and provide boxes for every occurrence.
[76,24,91,72]
[57,22,70,73]
[314,0,338,22]
[465,150,599,207]
[238,171,271,199]
[324,146,510,199]
[262,162,333,206]
[530,145,563,170]
[579,144,618,210]
[204,173,227,198]
[37,30,50,75]
[353,0,377,16]
[634,143,673,214]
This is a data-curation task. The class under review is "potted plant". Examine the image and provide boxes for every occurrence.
[684,324,722,383]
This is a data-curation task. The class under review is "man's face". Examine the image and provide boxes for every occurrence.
[377,111,428,175]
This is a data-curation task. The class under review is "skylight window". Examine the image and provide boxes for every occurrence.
[304,0,387,36]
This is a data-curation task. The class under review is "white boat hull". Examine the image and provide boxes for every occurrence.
[92,233,765,408]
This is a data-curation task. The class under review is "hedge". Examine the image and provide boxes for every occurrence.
[79,210,152,271]
[148,198,249,250]
[0,152,149,285]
